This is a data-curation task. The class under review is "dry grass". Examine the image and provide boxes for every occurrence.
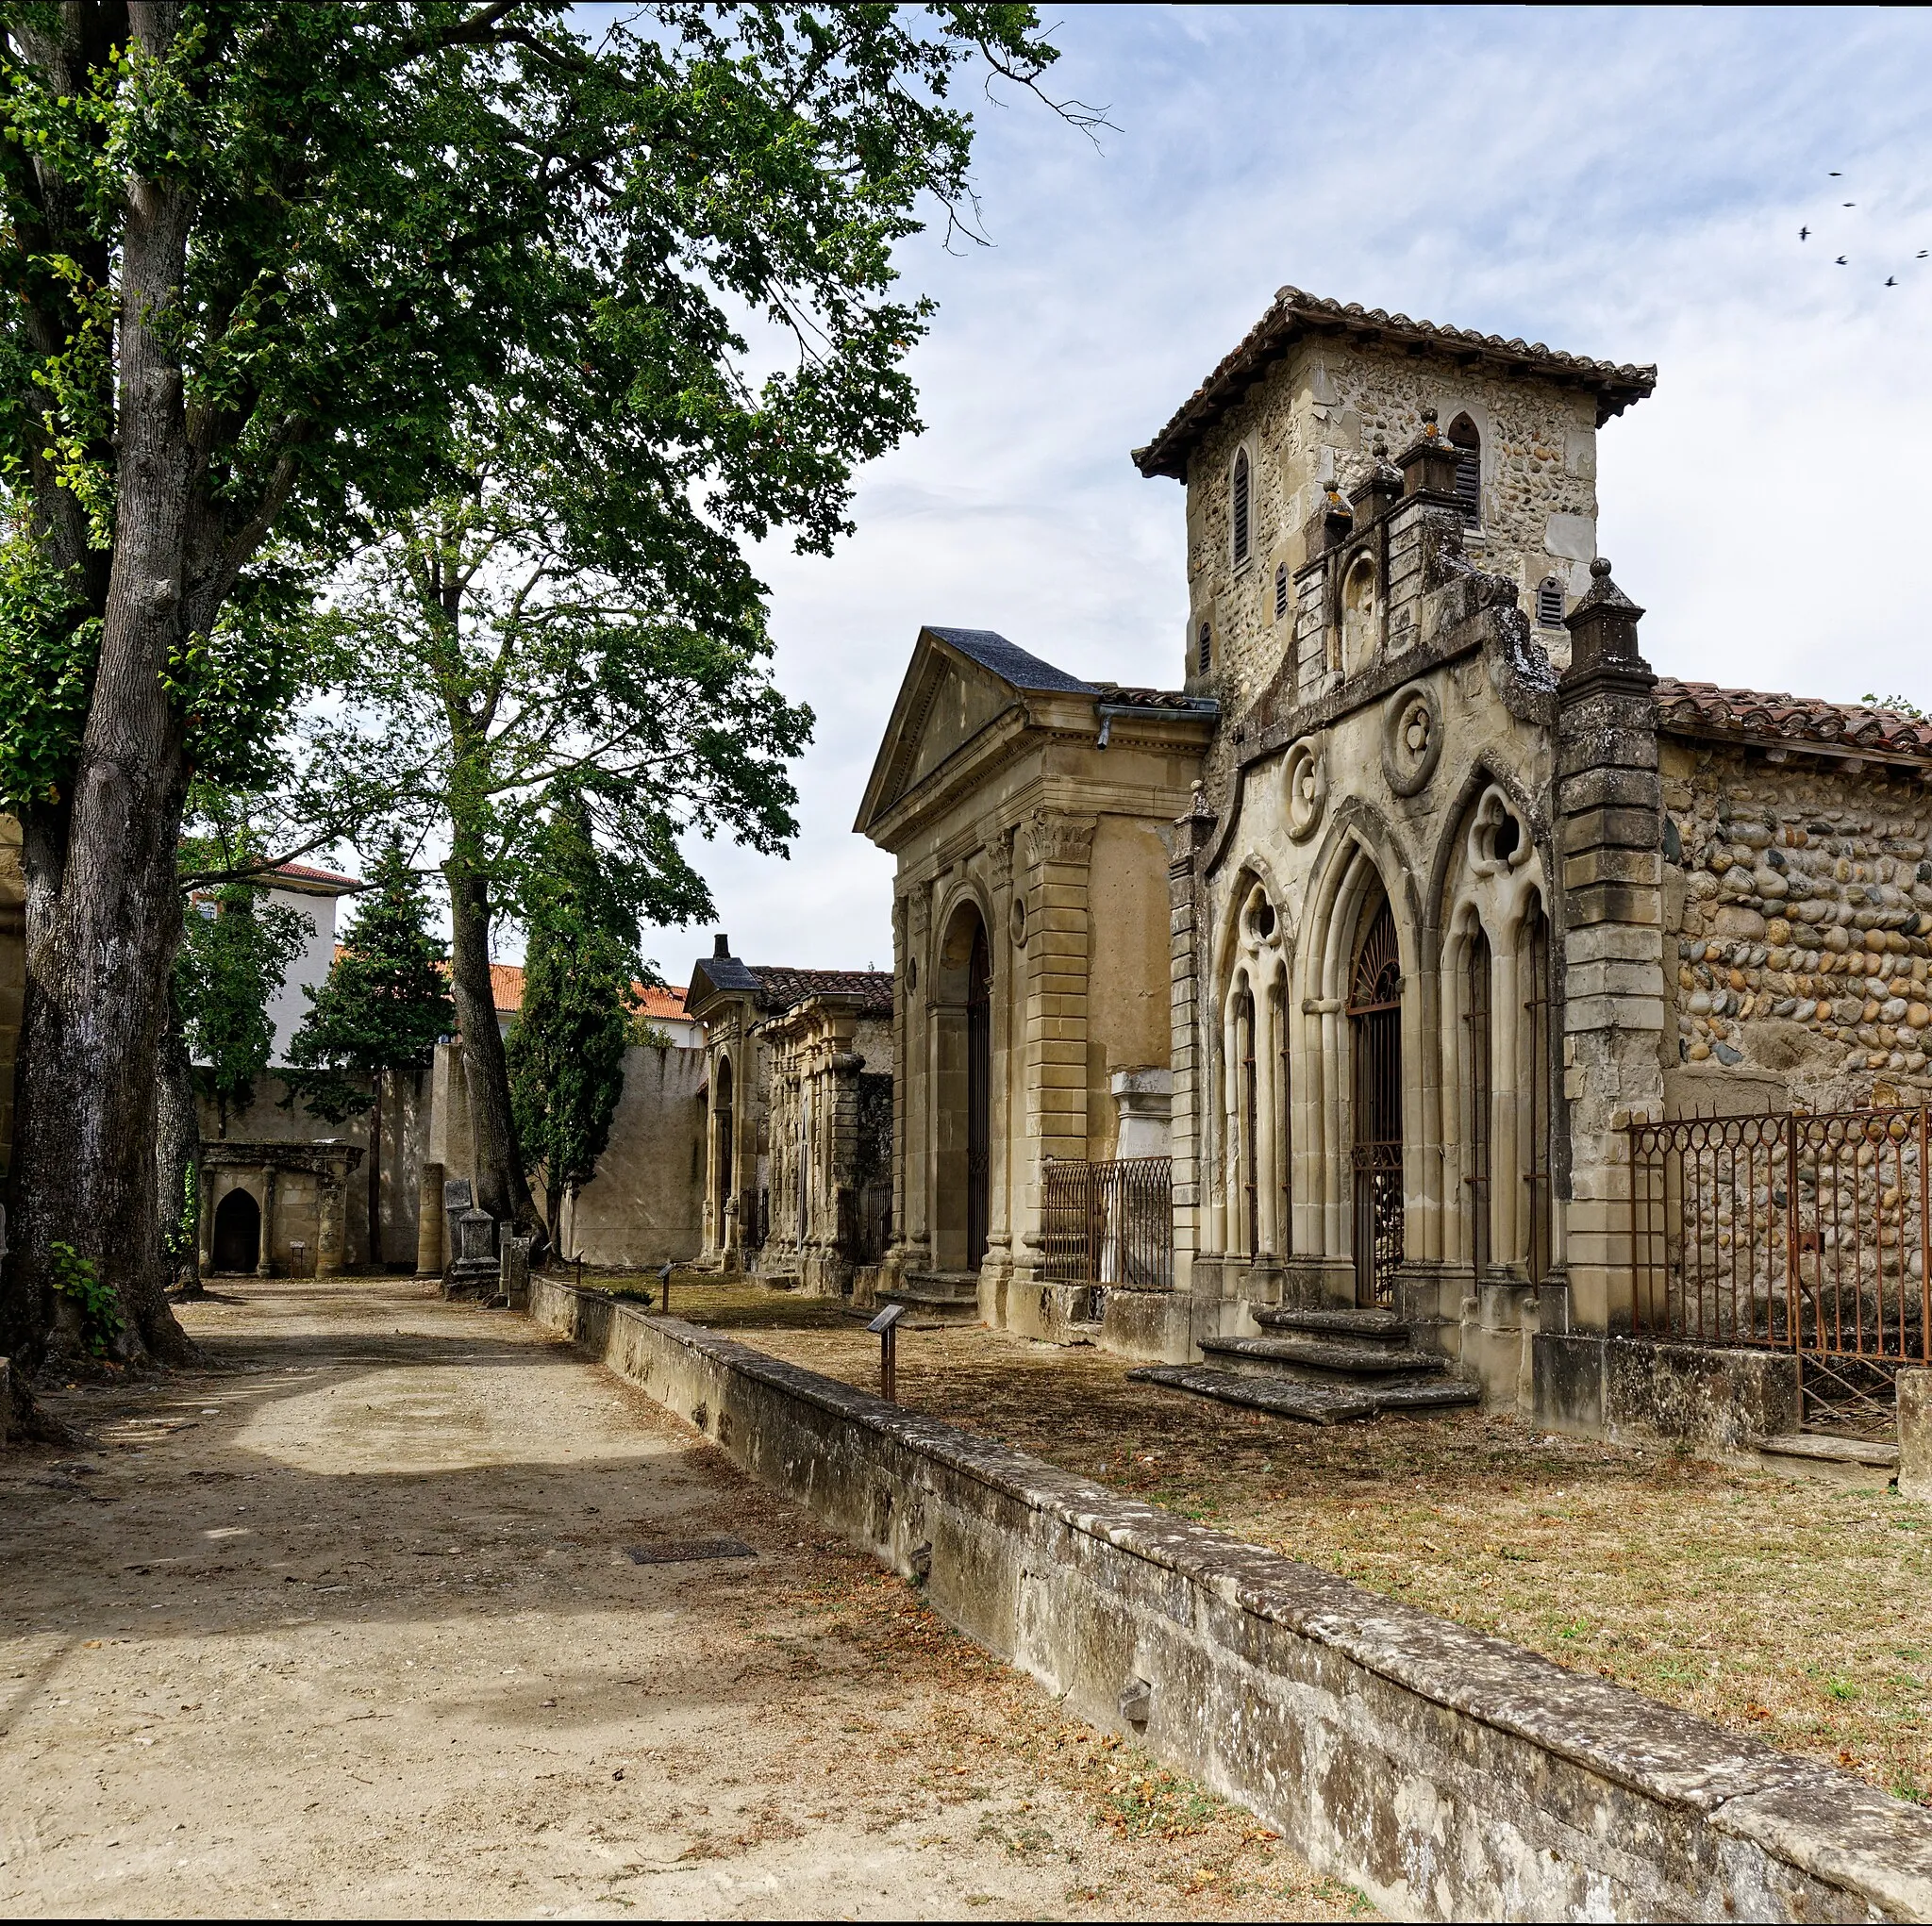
[608,1272,1932,1809]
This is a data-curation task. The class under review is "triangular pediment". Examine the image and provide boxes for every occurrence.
[854,627,1095,840]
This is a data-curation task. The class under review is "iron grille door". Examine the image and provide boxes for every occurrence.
[966,921,991,1270]
[1349,903,1404,1307]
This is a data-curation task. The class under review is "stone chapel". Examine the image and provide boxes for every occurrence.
[858,284,1932,1448]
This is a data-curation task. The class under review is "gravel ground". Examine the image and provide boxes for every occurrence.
[0,1276,1364,1920]
[623,1273,1932,1809]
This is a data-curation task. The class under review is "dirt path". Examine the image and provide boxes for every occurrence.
[0,1278,1357,1919]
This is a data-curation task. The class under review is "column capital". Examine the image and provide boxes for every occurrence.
[1024,809,1098,871]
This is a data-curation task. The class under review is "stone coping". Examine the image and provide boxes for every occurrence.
[542,1284,1932,1917]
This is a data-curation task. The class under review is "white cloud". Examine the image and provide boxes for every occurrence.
[642,4,1932,984]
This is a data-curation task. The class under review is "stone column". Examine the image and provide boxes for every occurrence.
[1015,810,1096,1276]
[985,834,1016,1276]
[1557,558,1666,1333]
[901,888,932,1271]
[257,1168,278,1277]
[1165,793,1215,1297]
[317,1162,349,1274]
[415,1161,445,1274]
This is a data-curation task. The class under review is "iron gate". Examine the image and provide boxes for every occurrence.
[1627,1106,1932,1434]
[1041,1155,1174,1290]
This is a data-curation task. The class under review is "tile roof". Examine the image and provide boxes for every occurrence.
[269,860,362,893]
[746,966,894,1018]
[484,962,693,1021]
[1134,284,1657,481]
[1653,679,1932,764]
[924,626,1097,695]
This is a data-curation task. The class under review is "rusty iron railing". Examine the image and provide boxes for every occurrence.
[1041,1155,1173,1289]
[1626,1106,1932,1432]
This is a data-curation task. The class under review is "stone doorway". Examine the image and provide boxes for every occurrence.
[212,1187,261,1274]
[966,916,991,1272]
[1349,897,1403,1307]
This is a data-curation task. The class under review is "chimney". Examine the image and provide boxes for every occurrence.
[713,933,730,958]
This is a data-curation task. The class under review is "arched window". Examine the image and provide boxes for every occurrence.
[1274,560,1289,622]
[1536,575,1565,626]
[1197,619,1212,673]
[1231,447,1251,567]
[1447,413,1480,526]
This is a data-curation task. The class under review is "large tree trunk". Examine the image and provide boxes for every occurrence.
[1,64,196,1371]
[156,988,204,1299]
[367,1071,384,1269]
[445,862,544,1254]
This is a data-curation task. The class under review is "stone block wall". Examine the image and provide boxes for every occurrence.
[1662,744,1932,1104]
[1181,336,1603,779]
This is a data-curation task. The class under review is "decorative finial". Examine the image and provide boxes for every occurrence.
[1421,406,1438,440]
[1372,438,1388,457]
[1591,556,1612,579]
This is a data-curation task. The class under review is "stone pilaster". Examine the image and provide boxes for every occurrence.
[985,831,1016,1267]
[1557,558,1666,1333]
[1014,810,1096,1275]
[1165,789,1217,1296]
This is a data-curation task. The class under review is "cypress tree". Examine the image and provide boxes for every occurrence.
[288,845,454,1267]
[508,790,642,1251]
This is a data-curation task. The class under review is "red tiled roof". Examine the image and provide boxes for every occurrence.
[486,962,693,1021]
[1134,284,1657,480]
[1653,679,1932,764]
[270,860,362,891]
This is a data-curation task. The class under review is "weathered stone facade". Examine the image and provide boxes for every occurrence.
[858,286,1932,1427]
[856,629,1215,1340]
[684,940,892,1292]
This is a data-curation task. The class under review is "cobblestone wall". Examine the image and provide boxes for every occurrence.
[1663,745,1932,1097]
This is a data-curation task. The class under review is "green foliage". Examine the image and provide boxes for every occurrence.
[508,787,644,1233]
[174,874,308,1134]
[286,841,454,1123]
[1863,693,1928,721]
[0,3,1085,822]
[48,1239,124,1356]
[164,1161,199,1269]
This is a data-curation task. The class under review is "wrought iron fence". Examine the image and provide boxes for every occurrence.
[1626,1106,1932,1432]
[1041,1155,1173,1290]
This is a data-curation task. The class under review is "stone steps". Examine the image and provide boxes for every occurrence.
[1757,1432,1898,1486]
[1199,1334,1449,1379]
[876,1272,981,1326]
[1252,1305,1410,1349]
[1127,1364,1478,1426]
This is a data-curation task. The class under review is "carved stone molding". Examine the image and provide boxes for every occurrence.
[1382,680,1444,798]
[988,830,1014,895]
[1283,738,1327,843]
[1024,809,1098,870]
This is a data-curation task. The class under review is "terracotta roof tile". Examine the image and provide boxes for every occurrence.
[484,963,692,1021]
[1135,284,1657,480]
[1653,678,1932,762]
[746,966,894,1018]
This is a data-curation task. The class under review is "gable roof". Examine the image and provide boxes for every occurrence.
[1653,679,1932,767]
[1134,284,1657,481]
[854,624,1213,840]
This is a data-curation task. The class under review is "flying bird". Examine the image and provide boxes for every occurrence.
[1800,224,1810,240]
[1830,171,1842,176]
[1887,276,1898,287]
[1920,250,1928,259]
[1837,255,1848,264]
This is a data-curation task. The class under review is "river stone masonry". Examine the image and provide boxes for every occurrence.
[1664,744,1932,1100]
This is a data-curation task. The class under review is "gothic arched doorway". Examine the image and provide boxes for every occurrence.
[212,1187,261,1274]
[1348,896,1403,1306]
[713,1055,736,1247]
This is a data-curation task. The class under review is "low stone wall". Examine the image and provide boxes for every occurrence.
[1535,1331,1801,1453]
[527,1274,1932,1921]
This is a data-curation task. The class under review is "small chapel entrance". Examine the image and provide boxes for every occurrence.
[1348,897,1404,1306]
[212,1187,261,1274]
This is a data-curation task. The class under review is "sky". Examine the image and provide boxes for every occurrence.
[615,5,1932,985]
